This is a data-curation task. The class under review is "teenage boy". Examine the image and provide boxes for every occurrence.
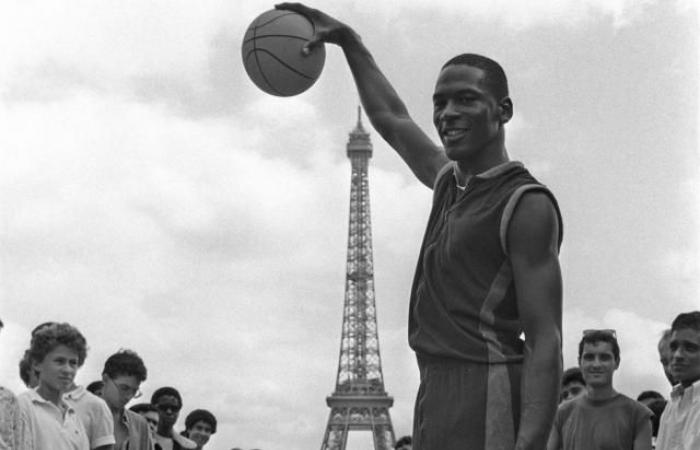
[547,329,652,450]
[182,409,217,449]
[151,387,196,450]
[656,311,700,450]
[100,350,153,450]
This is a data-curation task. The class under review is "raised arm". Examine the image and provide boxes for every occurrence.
[275,3,449,188]
[508,192,563,450]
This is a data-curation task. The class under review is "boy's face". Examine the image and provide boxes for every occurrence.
[154,394,181,430]
[579,341,619,388]
[560,380,586,403]
[103,374,141,410]
[187,420,214,447]
[35,344,79,394]
[669,328,700,386]
[140,411,159,437]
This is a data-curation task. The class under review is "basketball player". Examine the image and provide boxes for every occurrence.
[275,4,564,450]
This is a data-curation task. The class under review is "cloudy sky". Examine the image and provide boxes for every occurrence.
[0,1,698,449]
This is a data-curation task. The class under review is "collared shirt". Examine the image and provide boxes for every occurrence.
[17,388,90,450]
[656,379,700,450]
[116,409,154,450]
[64,385,116,449]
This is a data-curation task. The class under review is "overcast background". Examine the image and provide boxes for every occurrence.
[0,1,698,449]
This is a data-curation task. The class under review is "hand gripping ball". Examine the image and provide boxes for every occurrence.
[242,9,326,97]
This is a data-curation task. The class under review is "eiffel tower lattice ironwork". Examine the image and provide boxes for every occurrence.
[320,108,396,450]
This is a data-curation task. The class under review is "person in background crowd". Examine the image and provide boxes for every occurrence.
[19,350,39,389]
[394,435,412,450]
[637,390,665,408]
[181,409,217,450]
[658,329,676,387]
[0,318,26,450]
[151,387,196,450]
[100,350,152,450]
[86,381,104,397]
[547,329,652,450]
[656,311,700,450]
[129,404,159,438]
[559,367,586,404]
[16,322,92,449]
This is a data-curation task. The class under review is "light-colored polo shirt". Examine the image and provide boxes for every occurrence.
[656,379,700,450]
[17,388,90,450]
[64,385,115,449]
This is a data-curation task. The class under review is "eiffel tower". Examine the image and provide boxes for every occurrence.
[320,108,396,450]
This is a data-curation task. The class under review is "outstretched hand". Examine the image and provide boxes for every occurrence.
[275,3,352,54]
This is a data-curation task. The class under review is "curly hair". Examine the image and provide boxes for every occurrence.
[102,349,147,382]
[442,53,509,101]
[28,322,88,366]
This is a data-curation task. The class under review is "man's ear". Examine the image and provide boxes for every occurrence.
[499,97,513,124]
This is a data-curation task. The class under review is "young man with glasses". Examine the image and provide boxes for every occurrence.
[656,311,700,450]
[151,387,196,450]
[100,349,153,450]
[547,329,652,450]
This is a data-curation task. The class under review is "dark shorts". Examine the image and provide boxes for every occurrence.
[412,356,522,450]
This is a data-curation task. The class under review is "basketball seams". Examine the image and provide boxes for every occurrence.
[254,11,299,29]
[251,19,283,96]
[245,49,315,80]
[242,34,311,45]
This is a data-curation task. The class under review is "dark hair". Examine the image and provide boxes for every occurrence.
[103,349,147,382]
[19,350,35,387]
[130,402,158,414]
[646,398,667,437]
[29,322,87,366]
[185,409,217,434]
[395,435,412,449]
[86,380,104,395]
[562,367,585,387]
[578,330,620,362]
[637,390,664,403]
[442,53,509,100]
[151,386,182,407]
[671,311,700,332]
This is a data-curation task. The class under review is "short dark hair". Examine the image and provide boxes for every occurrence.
[395,435,412,449]
[103,349,147,382]
[671,311,700,332]
[185,409,217,434]
[86,380,104,395]
[441,53,509,100]
[562,367,585,387]
[578,330,620,362]
[637,390,664,403]
[28,322,87,366]
[130,402,158,414]
[151,386,182,407]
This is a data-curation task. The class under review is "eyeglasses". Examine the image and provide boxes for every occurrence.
[108,377,142,399]
[582,329,617,338]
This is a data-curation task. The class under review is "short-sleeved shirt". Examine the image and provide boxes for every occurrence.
[409,161,563,363]
[17,388,90,450]
[64,385,116,449]
[656,379,700,450]
[551,393,652,450]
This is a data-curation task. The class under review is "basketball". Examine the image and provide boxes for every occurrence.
[242,9,326,97]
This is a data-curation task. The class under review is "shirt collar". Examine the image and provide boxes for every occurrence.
[64,384,86,400]
[670,378,700,400]
[27,388,74,412]
[453,161,523,189]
